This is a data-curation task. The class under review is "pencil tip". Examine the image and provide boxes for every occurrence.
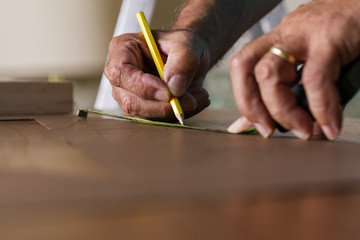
[176,114,185,126]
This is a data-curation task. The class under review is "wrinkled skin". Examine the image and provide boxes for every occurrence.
[229,0,360,140]
[105,0,360,140]
[104,30,211,121]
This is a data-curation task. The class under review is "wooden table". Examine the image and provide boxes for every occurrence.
[1,110,360,240]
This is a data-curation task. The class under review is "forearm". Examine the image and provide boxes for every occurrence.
[172,0,281,66]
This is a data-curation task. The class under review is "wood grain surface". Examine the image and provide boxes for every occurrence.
[0,81,73,115]
[1,109,360,240]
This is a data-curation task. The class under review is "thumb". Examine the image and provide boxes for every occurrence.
[162,45,200,97]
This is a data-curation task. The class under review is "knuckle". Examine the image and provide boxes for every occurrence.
[237,100,251,115]
[254,60,274,84]
[281,11,297,25]
[237,97,258,116]
[122,39,140,53]
[147,88,158,100]
[157,104,170,119]
[230,52,247,71]
[311,101,331,116]
[324,11,346,33]
[108,33,138,52]
[120,95,138,117]
[270,107,286,121]
[133,73,157,99]
[268,106,289,123]
[302,70,327,89]
[108,37,119,53]
[281,14,291,24]
[104,65,121,86]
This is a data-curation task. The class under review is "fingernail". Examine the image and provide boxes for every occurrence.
[253,123,272,138]
[154,90,170,102]
[168,75,187,96]
[321,125,339,140]
[291,129,310,141]
[227,117,253,134]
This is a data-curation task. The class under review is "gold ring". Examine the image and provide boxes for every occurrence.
[270,46,296,64]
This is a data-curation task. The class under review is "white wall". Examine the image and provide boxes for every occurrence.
[0,0,123,78]
[284,0,310,11]
[0,0,308,79]
[0,0,185,79]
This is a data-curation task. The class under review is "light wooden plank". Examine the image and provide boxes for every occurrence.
[0,81,73,115]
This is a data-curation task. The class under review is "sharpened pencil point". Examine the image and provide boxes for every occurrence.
[176,114,185,126]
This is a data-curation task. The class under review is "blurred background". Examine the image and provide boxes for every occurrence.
[0,0,359,117]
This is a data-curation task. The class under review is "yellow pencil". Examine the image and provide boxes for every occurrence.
[136,11,185,125]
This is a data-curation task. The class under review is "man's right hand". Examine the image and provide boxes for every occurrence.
[104,30,211,121]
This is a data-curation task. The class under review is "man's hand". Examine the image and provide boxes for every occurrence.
[228,0,360,140]
[104,30,211,121]
[105,0,280,122]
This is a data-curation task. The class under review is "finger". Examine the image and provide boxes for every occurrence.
[188,87,210,108]
[188,88,211,115]
[105,34,170,102]
[178,92,197,113]
[112,86,173,119]
[179,88,211,119]
[255,48,313,140]
[302,44,342,140]
[230,33,278,138]
[159,31,205,97]
[227,116,253,134]
[162,48,200,97]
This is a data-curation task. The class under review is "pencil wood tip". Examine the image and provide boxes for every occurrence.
[176,114,185,126]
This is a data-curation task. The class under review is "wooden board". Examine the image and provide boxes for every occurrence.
[2,189,360,240]
[0,81,73,115]
[1,111,360,202]
[1,110,360,239]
